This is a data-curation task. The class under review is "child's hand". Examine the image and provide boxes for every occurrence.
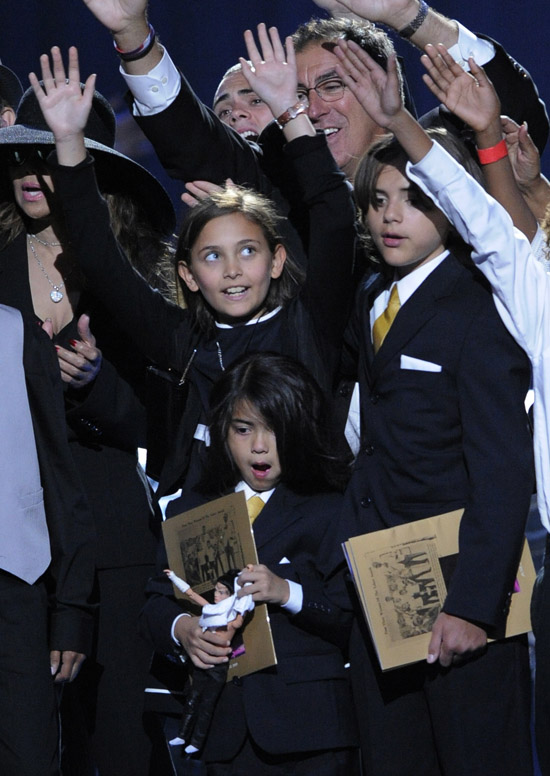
[333,40,403,129]
[236,564,290,606]
[180,179,234,208]
[501,116,541,194]
[29,46,95,147]
[240,24,298,118]
[427,612,487,667]
[421,43,500,134]
[174,615,232,670]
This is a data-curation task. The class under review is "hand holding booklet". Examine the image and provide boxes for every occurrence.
[162,491,277,681]
[343,510,535,670]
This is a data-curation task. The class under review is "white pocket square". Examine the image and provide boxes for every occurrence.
[400,355,442,372]
[279,557,291,564]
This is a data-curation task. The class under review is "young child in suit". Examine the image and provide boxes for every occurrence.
[333,39,536,776]
[141,351,359,775]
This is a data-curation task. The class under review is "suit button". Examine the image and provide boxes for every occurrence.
[232,676,243,686]
[339,382,352,398]
[360,497,372,508]
[364,444,374,455]
[370,394,379,404]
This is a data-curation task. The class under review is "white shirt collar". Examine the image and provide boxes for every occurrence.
[235,481,275,504]
[216,306,282,330]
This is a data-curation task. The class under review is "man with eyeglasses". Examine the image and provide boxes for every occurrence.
[83,0,546,191]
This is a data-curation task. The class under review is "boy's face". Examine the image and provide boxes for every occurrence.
[227,399,282,492]
[213,70,274,142]
[366,164,450,277]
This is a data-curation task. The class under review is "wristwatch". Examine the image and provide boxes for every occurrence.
[276,100,308,129]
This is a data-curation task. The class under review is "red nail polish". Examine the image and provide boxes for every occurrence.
[55,345,60,351]
[69,339,78,348]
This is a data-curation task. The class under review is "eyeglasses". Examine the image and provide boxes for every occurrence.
[296,77,346,104]
[2,147,49,168]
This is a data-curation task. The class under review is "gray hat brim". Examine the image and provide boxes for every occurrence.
[0,124,175,234]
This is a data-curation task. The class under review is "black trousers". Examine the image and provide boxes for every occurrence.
[0,571,58,776]
[350,616,533,776]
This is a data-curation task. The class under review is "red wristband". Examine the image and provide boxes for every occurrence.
[476,139,508,165]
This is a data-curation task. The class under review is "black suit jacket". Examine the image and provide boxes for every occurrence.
[341,254,534,632]
[0,236,96,653]
[133,34,548,201]
[140,484,358,759]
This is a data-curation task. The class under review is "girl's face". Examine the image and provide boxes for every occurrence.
[227,399,282,492]
[366,164,450,277]
[9,150,54,222]
[213,582,232,603]
[178,212,286,325]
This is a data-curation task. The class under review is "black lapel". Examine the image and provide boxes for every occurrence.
[370,256,462,383]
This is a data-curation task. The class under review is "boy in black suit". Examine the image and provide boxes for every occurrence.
[335,41,535,775]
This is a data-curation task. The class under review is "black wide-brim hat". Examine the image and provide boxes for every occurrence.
[0,83,175,235]
[0,63,23,109]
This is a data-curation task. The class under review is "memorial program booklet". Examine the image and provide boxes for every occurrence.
[343,510,535,670]
[162,491,277,681]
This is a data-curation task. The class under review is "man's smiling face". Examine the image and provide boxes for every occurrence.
[296,41,383,181]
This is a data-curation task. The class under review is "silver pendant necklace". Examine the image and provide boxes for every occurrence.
[28,232,62,247]
[27,235,65,303]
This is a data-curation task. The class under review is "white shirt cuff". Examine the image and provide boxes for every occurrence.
[171,612,191,644]
[121,47,182,116]
[281,580,303,614]
[447,21,495,70]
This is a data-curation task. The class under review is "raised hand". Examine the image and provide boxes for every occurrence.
[421,43,500,134]
[501,116,541,193]
[334,39,403,129]
[181,179,232,209]
[240,24,299,118]
[311,0,417,27]
[81,0,147,36]
[29,46,95,166]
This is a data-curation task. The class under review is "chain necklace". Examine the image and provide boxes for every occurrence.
[27,235,65,303]
[28,232,62,247]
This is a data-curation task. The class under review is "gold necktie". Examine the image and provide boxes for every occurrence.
[247,495,265,524]
[372,285,401,354]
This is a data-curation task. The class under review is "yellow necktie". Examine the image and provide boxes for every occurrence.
[247,495,265,524]
[372,285,401,354]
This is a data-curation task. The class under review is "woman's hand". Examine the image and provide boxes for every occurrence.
[29,46,95,166]
[56,314,102,388]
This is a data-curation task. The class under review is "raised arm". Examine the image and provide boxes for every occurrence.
[81,0,162,74]
[312,0,459,49]
[421,43,537,242]
[334,39,432,162]
[240,24,315,143]
[501,116,550,224]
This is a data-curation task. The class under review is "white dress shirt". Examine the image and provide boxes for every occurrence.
[408,141,550,531]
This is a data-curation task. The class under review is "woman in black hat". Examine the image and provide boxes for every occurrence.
[0,56,175,776]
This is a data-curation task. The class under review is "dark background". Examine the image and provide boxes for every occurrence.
[2,1,548,212]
